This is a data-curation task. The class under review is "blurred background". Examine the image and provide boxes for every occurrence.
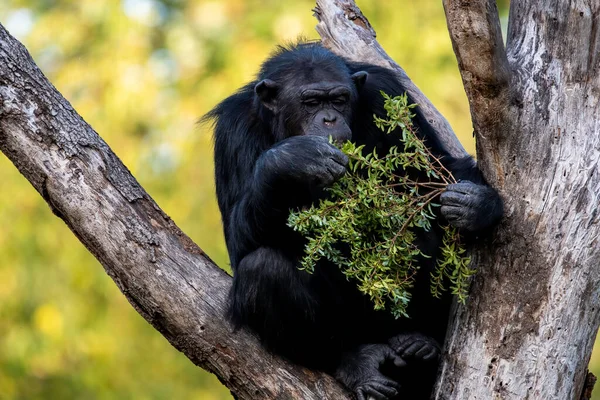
[0,1,597,399]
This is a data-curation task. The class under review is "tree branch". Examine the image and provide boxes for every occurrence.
[0,23,350,400]
[442,0,512,143]
[314,0,468,159]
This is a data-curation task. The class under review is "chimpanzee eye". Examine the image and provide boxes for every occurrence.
[303,99,320,107]
[332,98,347,106]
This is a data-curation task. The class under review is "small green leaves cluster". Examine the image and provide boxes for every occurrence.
[287,92,474,318]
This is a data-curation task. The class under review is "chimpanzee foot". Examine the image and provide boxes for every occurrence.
[335,344,404,400]
[388,333,440,362]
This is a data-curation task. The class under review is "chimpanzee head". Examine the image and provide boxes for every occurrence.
[253,43,367,143]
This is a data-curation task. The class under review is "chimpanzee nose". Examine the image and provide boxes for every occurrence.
[323,114,337,126]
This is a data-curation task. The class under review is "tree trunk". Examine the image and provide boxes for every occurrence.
[2,0,599,399]
[435,1,600,399]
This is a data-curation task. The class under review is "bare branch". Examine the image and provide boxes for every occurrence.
[0,23,350,400]
[442,0,512,141]
[315,0,468,159]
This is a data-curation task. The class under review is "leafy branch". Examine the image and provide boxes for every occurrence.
[288,92,474,318]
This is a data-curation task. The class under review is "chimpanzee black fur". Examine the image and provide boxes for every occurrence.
[205,42,502,400]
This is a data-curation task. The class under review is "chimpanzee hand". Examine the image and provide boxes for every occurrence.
[257,135,348,189]
[440,181,503,232]
[335,344,404,400]
[388,333,440,363]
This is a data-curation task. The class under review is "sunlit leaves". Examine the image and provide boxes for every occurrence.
[288,93,472,318]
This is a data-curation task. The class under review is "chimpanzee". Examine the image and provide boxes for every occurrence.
[205,42,502,399]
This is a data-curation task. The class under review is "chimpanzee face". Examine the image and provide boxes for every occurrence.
[254,71,367,143]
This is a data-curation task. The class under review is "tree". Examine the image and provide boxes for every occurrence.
[0,1,598,399]
[435,1,600,398]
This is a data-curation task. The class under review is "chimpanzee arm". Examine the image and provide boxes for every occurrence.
[207,92,347,370]
[348,63,503,233]
[226,136,348,261]
[208,88,348,267]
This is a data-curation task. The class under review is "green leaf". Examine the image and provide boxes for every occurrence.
[288,92,468,318]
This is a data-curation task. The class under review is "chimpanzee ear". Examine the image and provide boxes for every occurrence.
[255,79,279,112]
[351,71,368,90]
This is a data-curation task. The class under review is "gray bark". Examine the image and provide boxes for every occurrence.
[314,0,468,159]
[3,0,597,399]
[435,1,600,399]
[0,20,349,400]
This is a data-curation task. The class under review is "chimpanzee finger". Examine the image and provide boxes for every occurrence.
[358,377,400,399]
[324,158,347,179]
[392,355,407,367]
[440,190,470,207]
[383,344,407,367]
[392,337,418,354]
[390,335,411,348]
[323,144,349,167]
[301,135,336,151]
[330,151,349,168]
[359,387,387,400]
[441,207,476,230]
[446,181,480,195]
[421,347,440,361]
[356,389,367,400]
[366,380,399,398]
[441,205,467,220]
[389,334,419,355]
[415,345,438,359]
[400,341,426,358]
[311,137,348,166]
[379,377,401,391]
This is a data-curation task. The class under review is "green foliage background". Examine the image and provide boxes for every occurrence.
[0,1,597,399]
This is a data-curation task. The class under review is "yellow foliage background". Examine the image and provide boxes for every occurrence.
[0,1,597,399]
